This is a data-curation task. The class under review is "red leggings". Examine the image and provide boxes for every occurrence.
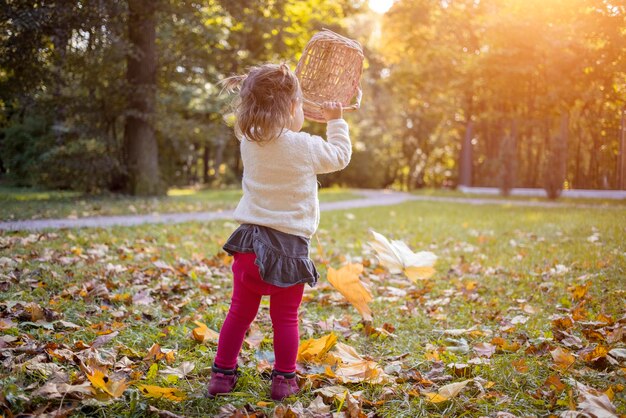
[214,252,305,373]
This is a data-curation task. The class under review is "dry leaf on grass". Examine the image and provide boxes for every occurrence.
[137,384,186,401]
[297,333,338,363]
[569,378,618,418]
[368,230,437,281]
[423,379,473,403]
[32,381,93,400]
[192,321,219,343]
[327,263,373,321]
[159,361,195,378]
[86,368,128,398]
[550,347,575,370]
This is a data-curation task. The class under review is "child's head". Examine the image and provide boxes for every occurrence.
[222,63,303,142]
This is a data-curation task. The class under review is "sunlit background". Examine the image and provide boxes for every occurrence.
[369,0,394,13]
[0,1,624,195]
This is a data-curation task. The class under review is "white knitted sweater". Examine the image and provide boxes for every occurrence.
[233,119,351,238]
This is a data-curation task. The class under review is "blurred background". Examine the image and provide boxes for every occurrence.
[1,0,624,197]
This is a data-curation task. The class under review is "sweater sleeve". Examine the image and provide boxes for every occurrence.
[306,119,352,175]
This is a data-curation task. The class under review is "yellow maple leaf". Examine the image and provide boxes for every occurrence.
[368,230,437,281]
[192,321,219,343]
[327,263,373,321]
[297,333,338,363]
[136,384,186,401]
[86,369,128,398]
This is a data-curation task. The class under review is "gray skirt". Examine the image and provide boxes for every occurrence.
[222,224,319,288]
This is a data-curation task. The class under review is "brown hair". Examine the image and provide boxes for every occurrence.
[221,63,301,143]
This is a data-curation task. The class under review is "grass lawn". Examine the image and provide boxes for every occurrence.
[412,188,626,207]
[0,199,624,417]
[0,186,359,221]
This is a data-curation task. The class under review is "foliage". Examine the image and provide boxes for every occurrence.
[0,116,54,187]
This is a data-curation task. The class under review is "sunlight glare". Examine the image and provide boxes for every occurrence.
[369,0,394,14]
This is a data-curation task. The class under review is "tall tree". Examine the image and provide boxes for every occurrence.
[124,0,161,195]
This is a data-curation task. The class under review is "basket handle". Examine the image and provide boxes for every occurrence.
[303,86,362,113]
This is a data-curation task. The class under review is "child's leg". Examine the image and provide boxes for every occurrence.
[214,253,266,369]
[269,283,305,373]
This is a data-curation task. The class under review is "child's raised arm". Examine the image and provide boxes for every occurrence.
[307,102,352,174]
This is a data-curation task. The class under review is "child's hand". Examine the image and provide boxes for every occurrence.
[322,101,343,121]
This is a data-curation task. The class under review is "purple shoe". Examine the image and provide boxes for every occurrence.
[270,370,300,401]
[207,365,238,397]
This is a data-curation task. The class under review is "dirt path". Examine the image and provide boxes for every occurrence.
[0,189,621,232]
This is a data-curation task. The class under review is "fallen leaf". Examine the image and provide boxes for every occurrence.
[327,263,373,321]
[86,368,128,398]
[569,378,618,418]
[368,230,437,281]
[297,333,337,363]
[473,342,496,358]
[424,379,472,403]
[91,330,119,349]
[308,395,331,415]
[144,343,165,362]
[569,282,591,300]
[551,347,575,370]
[511,358,528,373]
[137,384,186,401]
[32,381,93,400]
[160,361,195,379]
[192,321,219,344]
[147,405,186,418]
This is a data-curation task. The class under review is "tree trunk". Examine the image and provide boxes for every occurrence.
[459,121,473,186]
[203,143,211,184]
[123,0,161,195]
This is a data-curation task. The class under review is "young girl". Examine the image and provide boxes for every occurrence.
[208,63,351,401]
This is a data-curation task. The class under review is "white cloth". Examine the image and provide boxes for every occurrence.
[233,119,351,238]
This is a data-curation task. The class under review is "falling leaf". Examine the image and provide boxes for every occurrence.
[551,347,575,370]
[368,230,437,281]
[327,263,373,321]
[423,379,472,403]
[297,333,337,363]
[192,321,219,344]
[137,384,186,401]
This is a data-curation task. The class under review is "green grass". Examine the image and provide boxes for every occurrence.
[0,186,360,221]
[1,199,624,417]
[412,187,626,207]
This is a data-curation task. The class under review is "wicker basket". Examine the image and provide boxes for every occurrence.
[295,29,364,122]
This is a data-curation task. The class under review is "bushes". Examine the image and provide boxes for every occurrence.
[0,116,53,186]
[1,117,122,193]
